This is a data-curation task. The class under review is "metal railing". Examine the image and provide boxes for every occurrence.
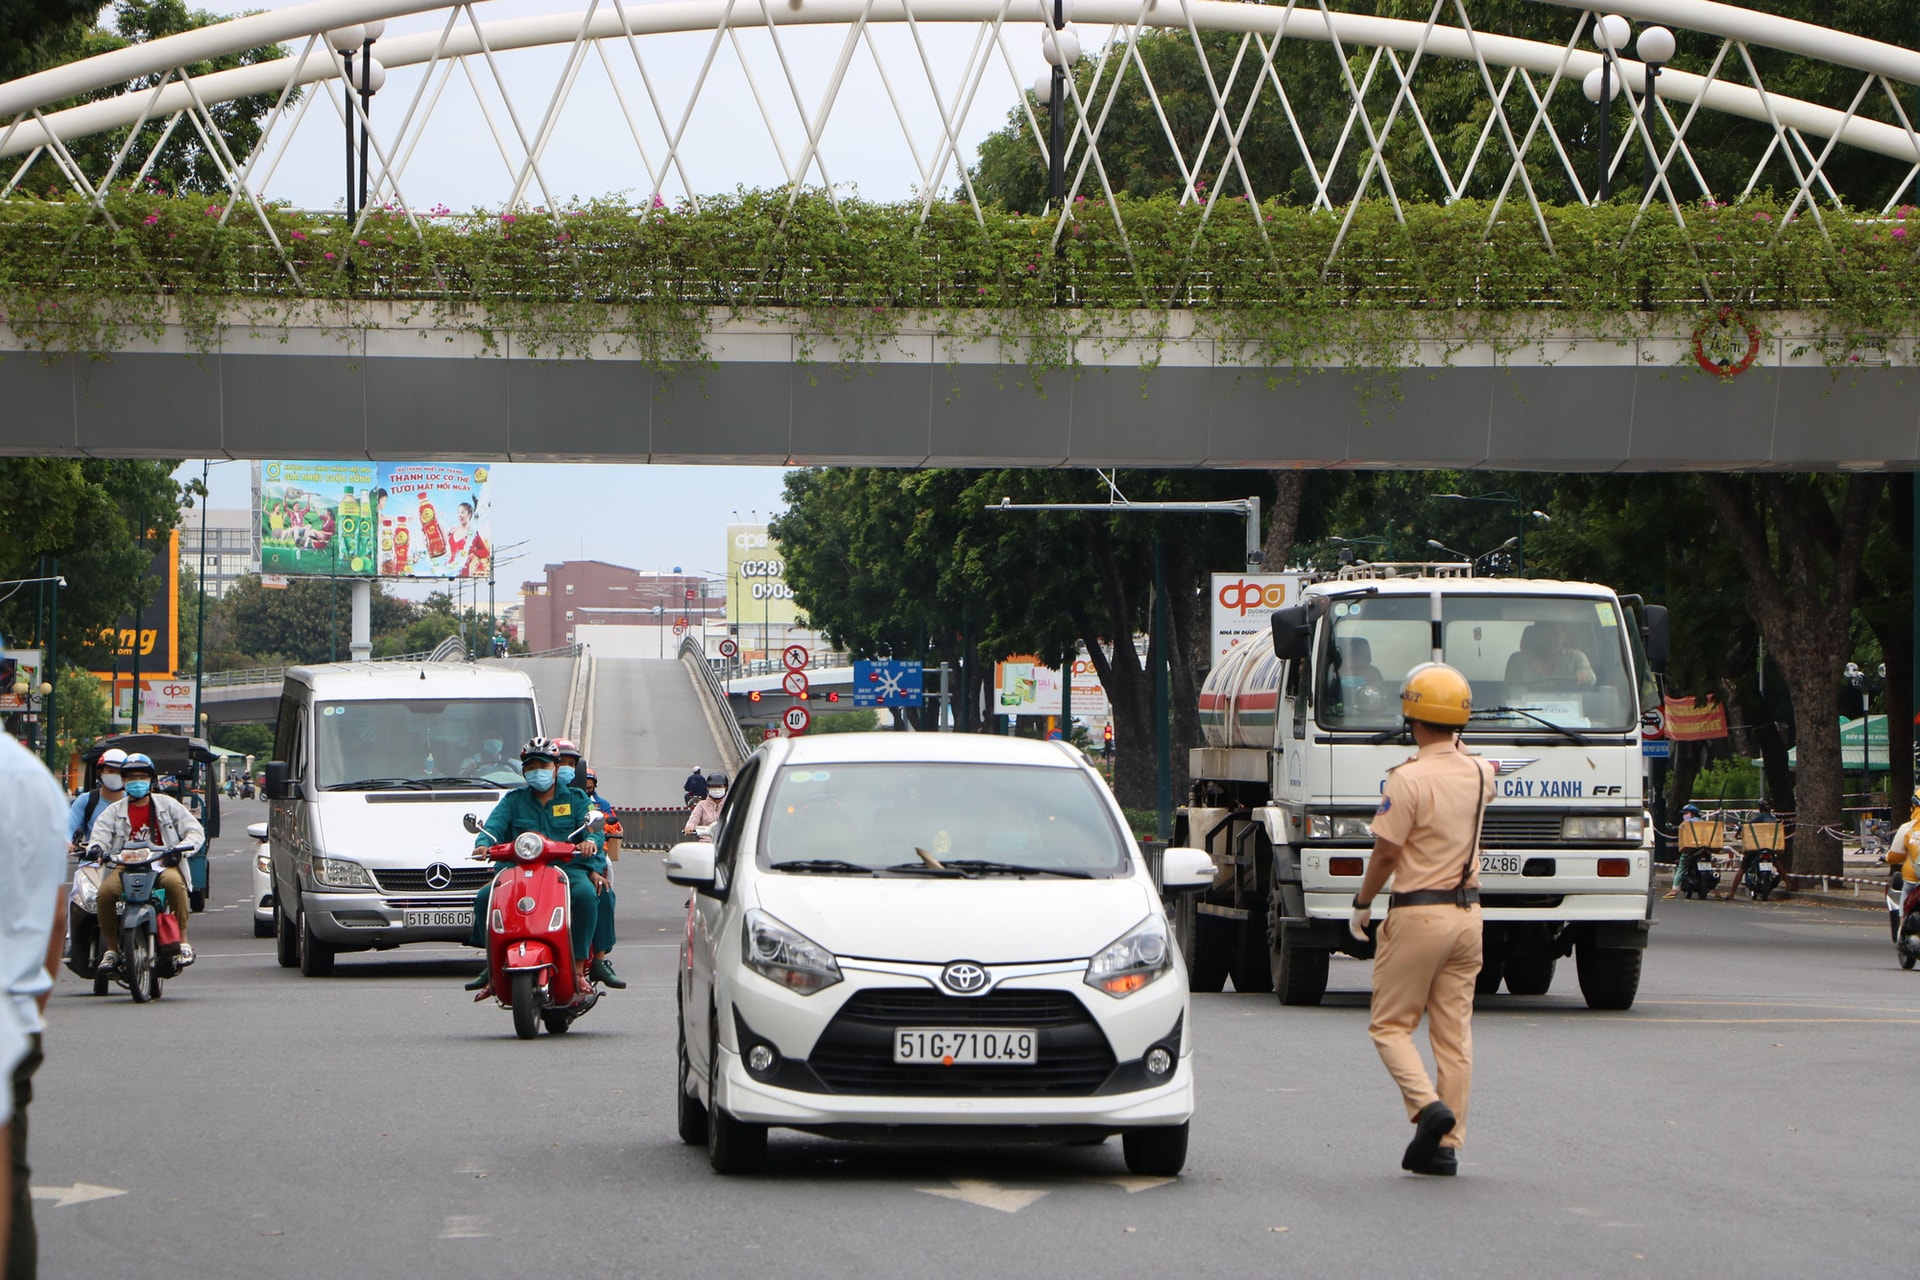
[200,646,453,690]
[731,650,852,679]
[679,636,750,766]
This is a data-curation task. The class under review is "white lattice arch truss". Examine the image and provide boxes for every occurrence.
[3,0,1919,257]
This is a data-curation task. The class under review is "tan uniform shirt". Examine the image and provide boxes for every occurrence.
[1368,742,1496,895]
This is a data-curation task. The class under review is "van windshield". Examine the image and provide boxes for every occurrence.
[759,763,1131,877]
[1317,593,1637,733]
[314,699,537,789]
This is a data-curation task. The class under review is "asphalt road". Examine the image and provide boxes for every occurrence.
[35,803,1913,1279]
[588,658,726,808]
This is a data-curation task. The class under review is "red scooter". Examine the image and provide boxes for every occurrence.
[463,810,605,1039]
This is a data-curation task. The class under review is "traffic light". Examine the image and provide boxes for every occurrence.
[827,691,840,703]
[749,689,762,702]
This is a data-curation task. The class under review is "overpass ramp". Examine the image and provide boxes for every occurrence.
[587,659,728,809]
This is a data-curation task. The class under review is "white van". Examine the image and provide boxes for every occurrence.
[262,662,543,976]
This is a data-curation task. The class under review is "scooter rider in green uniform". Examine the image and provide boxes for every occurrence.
[461,738,620,993]
[552,742,623,988]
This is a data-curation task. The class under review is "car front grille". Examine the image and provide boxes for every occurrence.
[807,988,1116,1097]
[1481,811,1566,847]
[371,867,495,894]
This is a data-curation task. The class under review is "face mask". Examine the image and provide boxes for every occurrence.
[125,779,152,800]
[708,789,726,802]
[556,765,577,786]
[523,768,555,792]
[100,772,123,791]
[484,739,503,756]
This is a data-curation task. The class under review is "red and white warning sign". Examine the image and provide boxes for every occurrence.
[782,644,810,671]
[782,670,810,697]
[782,705,811,735]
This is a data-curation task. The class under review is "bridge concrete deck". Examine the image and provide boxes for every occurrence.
[587,658,728,809]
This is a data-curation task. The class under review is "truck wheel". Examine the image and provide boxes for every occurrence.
[275,906,299,969]
[1121,1122,1189,1177]
[1503,954,1556,996]
[1474,948,1505,996]
[298,911,336,977]
[1273,935,1329,1006]
[1229,917,1273,994]
[1185,912,1229,994]
[1575,943,1642,1010]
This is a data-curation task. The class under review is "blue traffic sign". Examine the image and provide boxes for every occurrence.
[853,660,924,708]
[1642,738,1672,759]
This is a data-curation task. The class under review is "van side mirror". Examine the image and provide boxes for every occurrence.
[263,760,291,801]
[1271,604,1313,661]
[1640,604,1670,672]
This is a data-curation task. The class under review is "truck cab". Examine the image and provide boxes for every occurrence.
[1180,564,1666,1010]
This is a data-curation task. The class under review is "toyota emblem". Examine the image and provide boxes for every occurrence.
[424,863,454,890]
[940,962,989,995]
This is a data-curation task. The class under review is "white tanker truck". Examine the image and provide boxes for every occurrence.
[1175,562,1667,1010]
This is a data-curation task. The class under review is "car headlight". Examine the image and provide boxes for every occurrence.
[1307,813,1374,841]
[741,909,842,995]
[513,832,545,862]
[254,850,272,875]
[1562,816,1627,841]
[312,855,374,889]
[1085,916,1172,997]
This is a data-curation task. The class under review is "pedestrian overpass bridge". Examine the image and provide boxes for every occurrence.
[2,0,1917,470]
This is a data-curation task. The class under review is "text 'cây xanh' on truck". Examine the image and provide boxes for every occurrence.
[1177,561,1667,1011]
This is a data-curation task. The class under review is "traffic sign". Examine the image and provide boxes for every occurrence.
[1642,706,1666,740]
[718,638,739,659]
[782,670,810,697]
[783,705,811,734]
[762,726,778,742]
[783,644,810,671]
[853,659,924,708]
[685,589,696,600]
[1642,738,1672,759]
[672,622,686,636]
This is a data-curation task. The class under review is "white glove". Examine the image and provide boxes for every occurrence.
[1349,901,1372,942]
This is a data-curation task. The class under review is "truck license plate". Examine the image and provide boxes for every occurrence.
[402,909,472,929]
[894,1028,1037,1065]
[1479,854,1523,875]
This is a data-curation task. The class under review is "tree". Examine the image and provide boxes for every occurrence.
[221,576,417,666]
[0,0,101,80]
[1701,475,1882,877]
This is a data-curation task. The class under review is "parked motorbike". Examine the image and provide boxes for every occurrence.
[463,810,607,1039]
[1890,880,1920,971]
[91,840,195,1002]
[1743,853,1783,902]
[1679,847,1722,900]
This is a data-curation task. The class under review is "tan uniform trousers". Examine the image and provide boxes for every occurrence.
[1368,902,1482,1150]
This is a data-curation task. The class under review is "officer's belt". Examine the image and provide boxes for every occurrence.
[1391,887,1480,908]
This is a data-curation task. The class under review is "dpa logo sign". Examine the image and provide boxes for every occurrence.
[1217,578,1290,616]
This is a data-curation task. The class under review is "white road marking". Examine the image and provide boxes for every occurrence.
[1093,1175,1178,1194]
[439,1215,488,1238]
[31,1183,126,1208]
[918,1179,1050,1214]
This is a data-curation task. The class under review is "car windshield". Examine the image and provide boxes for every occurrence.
[759,762,1131,877]
[313,699,537,789]
[1317,593,1637,733]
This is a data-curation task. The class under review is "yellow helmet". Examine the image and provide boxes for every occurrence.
[1401,662,1473,727]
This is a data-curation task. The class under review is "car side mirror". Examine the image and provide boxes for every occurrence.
[664,842,718,889]
[263,761,291,801]
[1640,604,1670,672]
[1270,604,1312,661]
[1159,846,1216,891]
[246,822,268,842]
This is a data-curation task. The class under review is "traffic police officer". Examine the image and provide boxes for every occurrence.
[1348,662,1494,1177]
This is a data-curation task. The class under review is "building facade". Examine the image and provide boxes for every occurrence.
[178,507,256,599]
[519,561,726,652]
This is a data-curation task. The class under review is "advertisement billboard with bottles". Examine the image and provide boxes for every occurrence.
[726,524,801,628]
[255,461,491,579]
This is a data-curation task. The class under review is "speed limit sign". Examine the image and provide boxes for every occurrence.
[719,638,739,659]
[783,644,810,671]
[782,705,811,735]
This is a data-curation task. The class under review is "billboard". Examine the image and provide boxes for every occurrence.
[375,463,493,578]
[727,524,801,628]
[256,461,491,579]
[115,678,196,728]
[1210,573,1306,664]
[259,460,378,577]
[993,655,1108,718]
[0,649,42,712]
[89,531,178,679]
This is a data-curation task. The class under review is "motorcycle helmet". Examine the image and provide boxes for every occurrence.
[120,752,157,776]
[1399,662,1473,728]
[553,737,581,760]
[581,768,597,784]
[706,771,730,794]
[98,747,129,769]
[519,736,561,764]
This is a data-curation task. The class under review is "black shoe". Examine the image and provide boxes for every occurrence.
[463,968,491,991]
[589,958,627,989]
[1402,1101,1457,1172]
[1407,1147,1458,1177]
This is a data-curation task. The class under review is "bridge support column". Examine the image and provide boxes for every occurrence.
[350,580,372,663]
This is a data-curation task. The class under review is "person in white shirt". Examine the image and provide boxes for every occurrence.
[0,731,72,1275]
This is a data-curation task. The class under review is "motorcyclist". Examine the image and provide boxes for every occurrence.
[66,747,128,848]
[684,771,728,841]
[1886,790,1919,896]
[86,752,201,972]
[580,768,621,858]
[683,766,708,807]
[461,739,621,993]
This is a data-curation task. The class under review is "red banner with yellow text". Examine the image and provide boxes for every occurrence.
[1663,696,1729,741]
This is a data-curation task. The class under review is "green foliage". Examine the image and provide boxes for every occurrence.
[210,720,272,758]
[1691,756,1764,804]
[2,192,1915,376]
[219,575,418,666]
[0,0,100,80]
[808,709,880,734]
[51,664,109,761]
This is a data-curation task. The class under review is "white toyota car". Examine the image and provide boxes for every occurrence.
[666,733,1211,1176]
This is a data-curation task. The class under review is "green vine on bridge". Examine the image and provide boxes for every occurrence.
[0,190,1914,380]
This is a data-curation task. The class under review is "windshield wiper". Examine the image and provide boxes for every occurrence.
[939,860,1094,879]
[415,777,503,789]
[1366,727,1411,745]
[769,859,882,876]
[325,778,431,791]
[1473,706,1591,746]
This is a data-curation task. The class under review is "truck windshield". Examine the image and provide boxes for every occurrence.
[760,762,1131,876]
[1318,594,1637,733]
[314,699,537,789]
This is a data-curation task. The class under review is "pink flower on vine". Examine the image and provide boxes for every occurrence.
[651,194,666,209]
[290,229,307,240]
[500,213,517,224]
[142,212,160,226]
[556,231,571,242]
[1896,227,1910,240]
[1752,211,1772,222]
[357,239,371,246]
[205,204,224,217]
[324,251,336,261]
